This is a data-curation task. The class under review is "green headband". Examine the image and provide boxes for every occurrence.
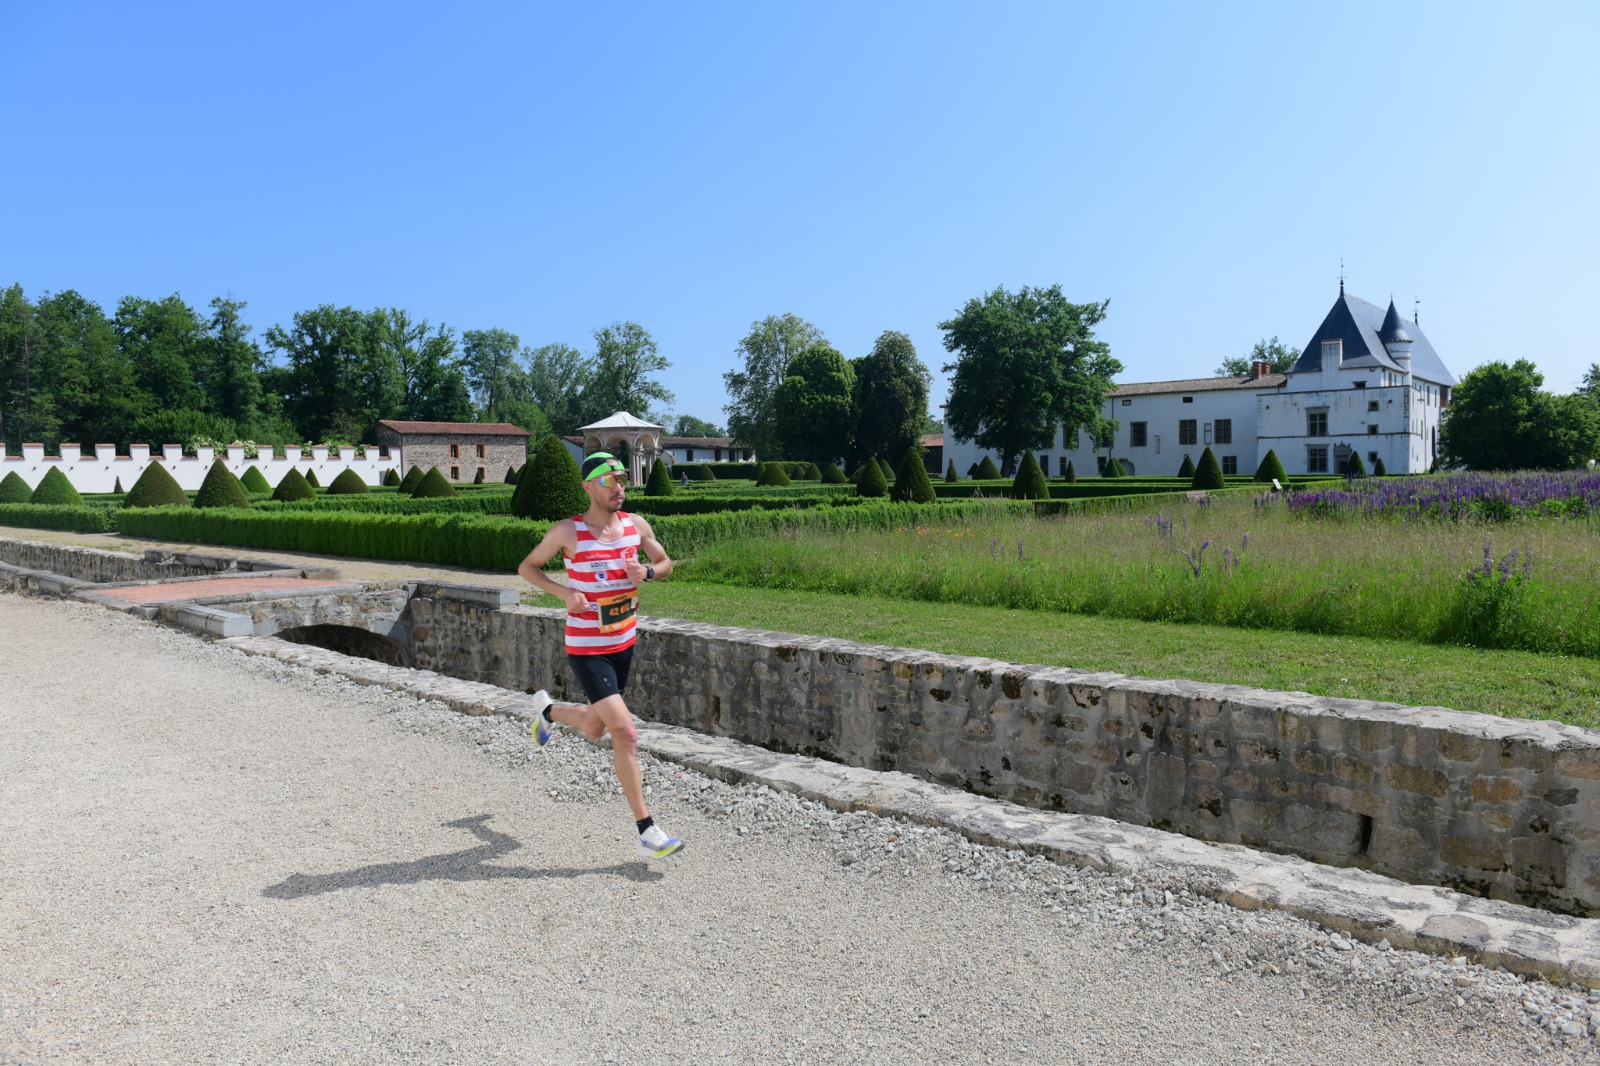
[583,454,627,482]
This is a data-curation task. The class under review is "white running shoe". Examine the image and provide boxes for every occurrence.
[529,690,555,746]
[637,824,684,860]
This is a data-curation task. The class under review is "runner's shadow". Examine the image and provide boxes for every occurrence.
[262,814,661,899]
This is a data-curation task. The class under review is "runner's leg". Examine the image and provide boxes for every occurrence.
[588,694,648,822]
[549,700,606,741]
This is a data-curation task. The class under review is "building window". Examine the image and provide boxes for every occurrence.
[449,465,460,480]
[477,466,486,481]
[1307,446,1329,473]
[1121,398,1132,406]
[1214,419,1232,445]
[1352,380,1366,389]
[1307,410,1328,437]
[1129,422,1147,447]
[685,448,694,462]
[1059,456,1070,477]
[1222,456,1237,475]
[1368,452,1379,465]
[1368,424,1378,435]
[1322,339,1343,364]
[1039,454,1050,471]
[1182,396,1194,404]
[476,443,486,458]
[449,443,460,459]
[1368,400,1380,412]
[1178,420,1197,446]
[714,448,722,461]
[378,445,390,458]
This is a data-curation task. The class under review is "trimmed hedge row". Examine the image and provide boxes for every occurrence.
[255,494,512,515]
[675,461,811,480]
[0,504,114,533]
[626,495,868,517]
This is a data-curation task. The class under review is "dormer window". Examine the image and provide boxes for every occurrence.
[1321,339,1343,365]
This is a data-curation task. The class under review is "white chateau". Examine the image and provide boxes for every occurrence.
[946,286,1456,478]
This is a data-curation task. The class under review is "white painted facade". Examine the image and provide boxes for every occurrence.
[1,443,402,494]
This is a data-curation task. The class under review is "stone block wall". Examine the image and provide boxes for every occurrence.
[0,538,298,584]
[404,593,1600,916]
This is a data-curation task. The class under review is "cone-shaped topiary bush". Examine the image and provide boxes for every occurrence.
[1063,460,1077,483]
[644,457,675,496]
[1344,451,1367,478]
[1192,447,1224,490]
[0,471,34,503]
[397,465,425,493]
[975,455,1001,480]
[113,476,123,494]
[271,467,315,502]
[512,435,589,520]
[756,462,792,487]
[1177,454,1195,479]
[29,467,83,506]
[893,447,938,503]
[1011,450,1049,500]
[124,462,191,508]
[328,468,371,495]
[383,468,402,487]
[193,459,250,509]
[1103,457,1126,478]
[856,456,888,498]
[304,468,320,488]
[821,462,847,484]
[691,464,716,481]
[240,465,272,494]
[412,467,458,498]
[504,465,520,484]
[945,460,959,483]
[802,462,822,480]
[471,467,484,484]
[1254,449,1287,483]
[1373,456,1387,477]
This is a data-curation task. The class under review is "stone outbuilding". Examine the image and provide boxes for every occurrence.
[373,421,529,483]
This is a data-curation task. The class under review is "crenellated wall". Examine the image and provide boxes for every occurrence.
[1,443,402,494]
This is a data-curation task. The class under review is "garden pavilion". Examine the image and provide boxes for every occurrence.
[575,412,664,485]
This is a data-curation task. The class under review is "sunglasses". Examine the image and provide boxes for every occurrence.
[590,473,628,489]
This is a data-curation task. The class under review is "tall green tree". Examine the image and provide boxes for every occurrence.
[1578,363,1600,406]
[113,294,209,416]
[852,330,931,467]
[671,413,724,437]
[0,283,43,448]
[773,345,855,465]
[205,296,265,431]
[1440,359,1600,470]
[723,313,827,457]
[33,290,141,446]
[586,321,672,422]
[461,328,531,421]
[266,305,402,441]
[941,285,1120,473]
[1214,337,1299,377]
[525,342,592,436]
[376,310,474,423]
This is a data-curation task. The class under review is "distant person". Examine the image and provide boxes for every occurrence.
[679,470,690,488]
[516,452,683,861]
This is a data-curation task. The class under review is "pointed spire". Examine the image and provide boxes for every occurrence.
[1380,299,1412,345]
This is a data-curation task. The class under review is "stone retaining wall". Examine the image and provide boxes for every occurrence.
[405,593,1600,916]
[0,537,302,584]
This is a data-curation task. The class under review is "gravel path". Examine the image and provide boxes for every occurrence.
[2,592,1596,1065]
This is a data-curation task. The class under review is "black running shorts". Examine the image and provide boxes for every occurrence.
[566,647,634,704]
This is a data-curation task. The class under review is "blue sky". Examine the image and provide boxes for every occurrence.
[4,1,1596,426]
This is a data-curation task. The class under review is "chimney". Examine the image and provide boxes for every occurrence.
[1251,360,1271,380]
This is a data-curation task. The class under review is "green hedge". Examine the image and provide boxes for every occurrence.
[0,504,114,533]
[675,461,807,480]
[625,495,868,517]
[255,493,512,515]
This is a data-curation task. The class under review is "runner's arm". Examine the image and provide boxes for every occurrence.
[625,514,673,583]
[517,521,588,613]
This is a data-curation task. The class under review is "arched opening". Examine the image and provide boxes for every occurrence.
[277,624,410,666]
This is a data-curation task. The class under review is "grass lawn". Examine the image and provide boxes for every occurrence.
[612,580,1600,730]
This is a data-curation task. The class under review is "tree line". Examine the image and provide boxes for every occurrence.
[0,283,721,454]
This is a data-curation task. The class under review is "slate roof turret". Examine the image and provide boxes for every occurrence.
[1379,300,1413,346]
[1289,290,1454,385]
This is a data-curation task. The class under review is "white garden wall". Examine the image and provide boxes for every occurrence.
[1,443,403,494]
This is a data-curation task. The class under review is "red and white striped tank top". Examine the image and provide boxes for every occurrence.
[563,513,641,655]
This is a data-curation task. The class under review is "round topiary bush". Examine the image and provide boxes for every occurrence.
[271,467,316,502]
[123,462,191,508]
[1192,447,1224,490]
[1254,449,1287,484]
[893,447,938,503]
[1103,457,1126,478]
[975,455,1001,480]
[1373,456,1388,477]
[240,465,272,494]
[802,462,822,480]
[820,462,847,484]
[304,468,320,488]
[1011,450,1049,500]
[688,464,716,481]
[944,460,959,483]
[383,468,402,487]
[1063,460,1077,483]
[1177,454,1195,479]
[856,456,888,498]
[0,470,34,503]
[511,435,589,520]
[643,457,674,496]
[28,467,83,506]
[1344,451,1367,478]
[194,459,250,509]
[412,467,459,498]
[397,465,425,493]
[328,468,371,495]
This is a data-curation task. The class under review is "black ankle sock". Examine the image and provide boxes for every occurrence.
[541,706,553,722]
[636,816,654,835]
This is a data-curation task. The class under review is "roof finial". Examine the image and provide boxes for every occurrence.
[1413,294,1420,325]
[1339,256,1345,296]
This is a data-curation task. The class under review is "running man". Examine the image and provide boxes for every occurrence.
[516,452,684,860]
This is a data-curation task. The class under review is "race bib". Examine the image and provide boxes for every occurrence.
[594,588,638,635]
